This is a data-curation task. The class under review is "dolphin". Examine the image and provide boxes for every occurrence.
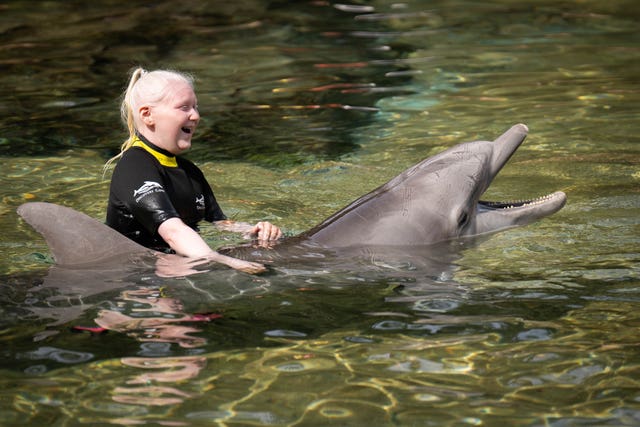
[17,123,566,264]
[14,123,566,328]
[301,123,566,247]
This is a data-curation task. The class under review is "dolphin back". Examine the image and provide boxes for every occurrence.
[17,202,149,266]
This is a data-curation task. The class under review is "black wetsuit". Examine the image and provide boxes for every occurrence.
[106,135,226,250]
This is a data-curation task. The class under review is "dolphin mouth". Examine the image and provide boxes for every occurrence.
[476,191,567,223]
[471,190,566,235]
[478,191,565,211]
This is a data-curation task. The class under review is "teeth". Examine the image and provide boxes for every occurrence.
[480,193,558,209]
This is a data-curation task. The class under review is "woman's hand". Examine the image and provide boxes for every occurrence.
[247,221,282,241]
[215,219,283,247]
[214,254,267,274]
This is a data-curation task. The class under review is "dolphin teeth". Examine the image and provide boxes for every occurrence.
[479,193,559,209]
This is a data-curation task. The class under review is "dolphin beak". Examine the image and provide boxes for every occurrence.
[490,123,529,178]
[470,124,567,236]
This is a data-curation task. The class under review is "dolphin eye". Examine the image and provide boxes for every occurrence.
[458,211,469,228]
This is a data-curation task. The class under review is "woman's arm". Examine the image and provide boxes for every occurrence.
[158,217,265,274]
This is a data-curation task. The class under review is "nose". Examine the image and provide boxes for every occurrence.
[190,107,200,121]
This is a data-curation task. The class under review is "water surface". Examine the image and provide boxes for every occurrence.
[0,0,638,425]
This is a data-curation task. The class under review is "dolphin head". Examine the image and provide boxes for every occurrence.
[306,124,567,247]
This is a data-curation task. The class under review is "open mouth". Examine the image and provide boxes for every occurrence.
[181,127,192,134]
[478,192,565,211]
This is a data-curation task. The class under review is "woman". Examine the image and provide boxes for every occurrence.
[105,68,282,274]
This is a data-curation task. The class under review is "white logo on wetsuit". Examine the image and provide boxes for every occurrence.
[133,181,164,202]
[195,194,205,211]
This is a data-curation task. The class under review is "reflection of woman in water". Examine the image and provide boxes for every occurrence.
[104,68,282,274]
[92,286,217,348]
[82,286,212,406]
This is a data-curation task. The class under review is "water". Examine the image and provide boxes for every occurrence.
[1,0,639,425]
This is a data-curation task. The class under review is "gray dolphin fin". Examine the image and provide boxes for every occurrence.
[17,202,149,266]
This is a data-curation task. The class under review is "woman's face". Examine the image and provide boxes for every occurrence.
[140,80,200,155]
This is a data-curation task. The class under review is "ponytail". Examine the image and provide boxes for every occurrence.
[121,67,147,152]
[103,67,146,175]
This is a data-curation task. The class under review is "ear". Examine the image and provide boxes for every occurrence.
[139,106,154,126]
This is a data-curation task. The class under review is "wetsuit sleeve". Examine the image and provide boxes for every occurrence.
[110,149,180,235]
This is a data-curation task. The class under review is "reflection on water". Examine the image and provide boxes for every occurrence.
[1,0,639,425]
[3,305,639,425]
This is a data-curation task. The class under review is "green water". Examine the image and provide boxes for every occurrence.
[1,0,639,425]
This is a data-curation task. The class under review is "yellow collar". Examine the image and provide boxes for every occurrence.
[131,136,178,167]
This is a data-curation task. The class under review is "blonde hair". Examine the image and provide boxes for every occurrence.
[103,67,195,174]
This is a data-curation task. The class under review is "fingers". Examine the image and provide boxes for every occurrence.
[229,259,267,274]
[253,221,282,241]
[241,262,267,274]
